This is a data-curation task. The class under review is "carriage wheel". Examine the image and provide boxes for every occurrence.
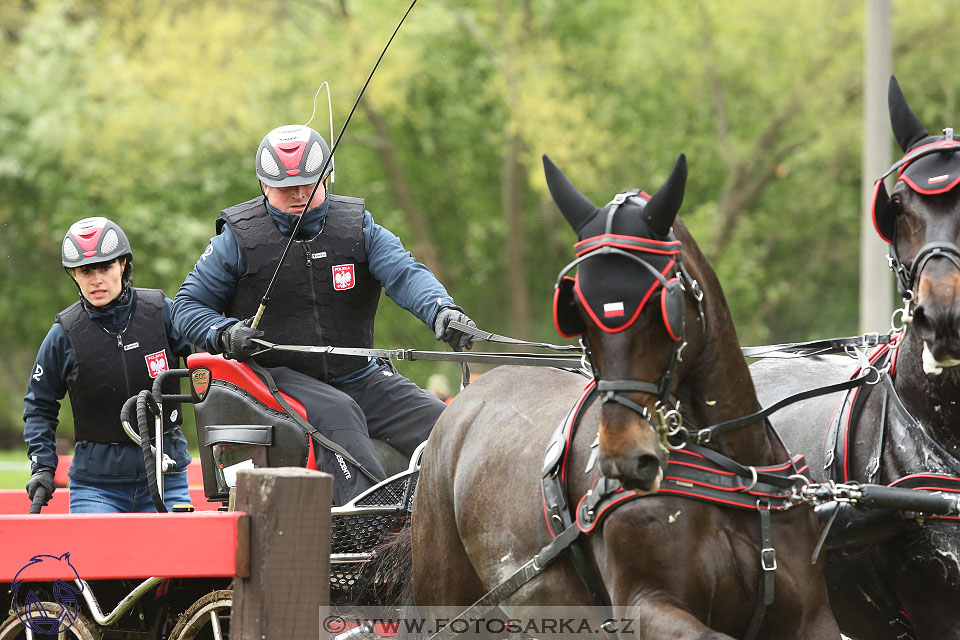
[0,604,100,640]
[167,589,232,640]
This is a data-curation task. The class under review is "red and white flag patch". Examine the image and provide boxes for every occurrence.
[603,302,625,318]
[332,264,356,291]
[145,350,169,379]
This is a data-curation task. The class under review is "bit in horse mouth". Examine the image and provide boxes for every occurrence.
[921,343,960,376]
[629,466,665,496]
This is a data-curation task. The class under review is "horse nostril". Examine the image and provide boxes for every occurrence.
[634,454,661,486]
[912,305,934,339]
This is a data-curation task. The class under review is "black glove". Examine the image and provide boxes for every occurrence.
[219,318,265,360]
[26,467,55,506]
[433,307,477,351]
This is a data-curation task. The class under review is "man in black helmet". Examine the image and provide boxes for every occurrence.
[173,124,476,505]
[24,217,193,512]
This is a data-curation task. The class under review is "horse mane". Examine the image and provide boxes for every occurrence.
[670,219,774,466]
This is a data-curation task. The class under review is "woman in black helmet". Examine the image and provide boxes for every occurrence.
[23,217,194,513]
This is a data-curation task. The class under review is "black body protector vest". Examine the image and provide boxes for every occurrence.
[57,288,183,443]
[218,196,381,381]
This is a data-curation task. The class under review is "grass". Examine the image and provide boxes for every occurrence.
[0,447,203,490]
[0,448,30,490]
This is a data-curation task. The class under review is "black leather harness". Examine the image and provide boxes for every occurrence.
[823,333,960,511]
[537,382,807,640]
[819,333,960,639]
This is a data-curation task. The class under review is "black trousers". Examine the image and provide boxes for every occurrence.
[268,361,446,505]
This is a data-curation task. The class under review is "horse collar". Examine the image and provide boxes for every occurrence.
[542,384,808,539]
[541,382,804,640]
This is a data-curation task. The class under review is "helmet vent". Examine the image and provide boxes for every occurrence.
[101,229,119,254]
[305,141,324,173]
[259,148,281,177]
[63,239,80,262]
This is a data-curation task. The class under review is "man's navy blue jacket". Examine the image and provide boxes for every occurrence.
[172,197,456,383]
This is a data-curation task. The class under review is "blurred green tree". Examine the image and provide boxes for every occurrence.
[1,0,959,448]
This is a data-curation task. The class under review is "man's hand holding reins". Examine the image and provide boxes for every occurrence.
[219,318,265,360]
[434,307,476,351]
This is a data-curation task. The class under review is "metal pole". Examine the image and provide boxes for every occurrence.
[860,0,893,332]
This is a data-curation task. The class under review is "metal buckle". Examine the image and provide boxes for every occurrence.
[696,429,712,445]
[609,192,629,205]
[690,279,704,302]
[600,620,618,638]
[761,547,777,571]
[861,332,880,348]
[861,365,882,385]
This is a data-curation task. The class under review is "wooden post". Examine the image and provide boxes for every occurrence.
[233,467,332,640]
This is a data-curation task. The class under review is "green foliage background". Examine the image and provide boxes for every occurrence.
[1,0,958,449]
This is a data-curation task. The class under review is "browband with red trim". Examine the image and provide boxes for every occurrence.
[882,138,960,182]
[872,138,960,245]
[574,234,682,258]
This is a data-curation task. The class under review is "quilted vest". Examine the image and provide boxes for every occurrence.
[58,288,182,443]
[218,196,381,380]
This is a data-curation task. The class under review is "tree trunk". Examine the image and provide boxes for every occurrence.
[503,131,530,339]
[362,100,448,284]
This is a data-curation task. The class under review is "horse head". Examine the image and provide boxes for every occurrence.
[544,154,701,492]
[874,76,960,373]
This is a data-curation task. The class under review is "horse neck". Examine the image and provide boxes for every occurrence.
[893,329,960,458]
[673,231,784,467]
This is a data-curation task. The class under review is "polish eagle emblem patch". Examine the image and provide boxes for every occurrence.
[332,264,356,291]
[145,350,169,379]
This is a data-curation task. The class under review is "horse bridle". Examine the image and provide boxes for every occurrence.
[879,137,960,302]
[553,191,705,445]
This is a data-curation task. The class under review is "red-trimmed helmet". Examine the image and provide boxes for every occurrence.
[61,217,132,268]
[256,124,332,188]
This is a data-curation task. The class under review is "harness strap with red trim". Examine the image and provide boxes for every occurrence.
[823,334,960,520]
[576,444,804,528]
[818,334,960,639]
[539,382,808,640]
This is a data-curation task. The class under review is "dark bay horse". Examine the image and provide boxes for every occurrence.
[411,156,840,638]
[751,76,960,640]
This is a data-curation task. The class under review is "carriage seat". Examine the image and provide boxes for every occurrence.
[186,353,409,504]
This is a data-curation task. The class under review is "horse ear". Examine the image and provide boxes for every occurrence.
[543,154,599,234]
[889,75,929,152]
[643,154,687,237]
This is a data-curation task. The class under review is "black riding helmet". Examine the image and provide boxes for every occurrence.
[61,216,133,285]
